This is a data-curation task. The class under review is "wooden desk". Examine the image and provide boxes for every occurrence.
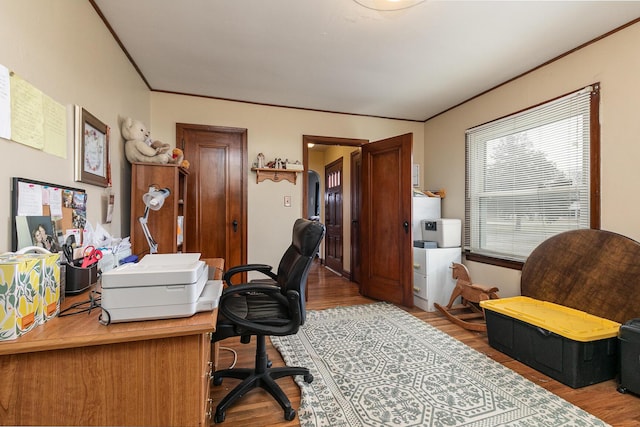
[0,258,224,427]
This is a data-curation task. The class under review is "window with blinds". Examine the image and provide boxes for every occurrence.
[465,84,600,264]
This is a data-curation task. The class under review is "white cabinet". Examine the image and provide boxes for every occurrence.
[412,247,461,311]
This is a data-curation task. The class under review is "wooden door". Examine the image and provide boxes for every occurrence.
[324,158,343,274]
[176,124,247,271]
[350,149,362,284]
[360,133,413,307]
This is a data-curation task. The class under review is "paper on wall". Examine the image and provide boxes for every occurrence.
[0,64,9,140]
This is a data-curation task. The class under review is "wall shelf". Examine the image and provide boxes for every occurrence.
[252,167,300,184]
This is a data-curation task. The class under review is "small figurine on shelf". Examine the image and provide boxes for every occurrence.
[257,153,265,168]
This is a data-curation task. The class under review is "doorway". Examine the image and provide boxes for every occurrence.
[303,135,367,280]
[303,133,414,307]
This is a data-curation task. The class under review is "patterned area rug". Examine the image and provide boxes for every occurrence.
[270,302,609,427]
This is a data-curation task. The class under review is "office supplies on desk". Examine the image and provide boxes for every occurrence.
[100,253,223,323]
[81,246,102,268]
[62,244,74,264]
[65,262,98,295]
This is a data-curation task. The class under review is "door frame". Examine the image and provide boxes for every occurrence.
[302,135,368,272]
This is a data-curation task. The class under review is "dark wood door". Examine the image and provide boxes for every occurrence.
[176,123,247,271]
[350,149,362,284]
[360,133,413,307]
[324,157,343,274]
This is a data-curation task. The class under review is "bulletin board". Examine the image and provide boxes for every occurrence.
[11,177,87,251]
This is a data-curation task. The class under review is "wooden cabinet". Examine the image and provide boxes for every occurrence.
[130,162,189,257]
[0,259,224,426]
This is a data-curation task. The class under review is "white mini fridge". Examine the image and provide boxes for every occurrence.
[412,247,461,312]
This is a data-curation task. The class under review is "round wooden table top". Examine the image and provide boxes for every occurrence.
[521,229,640,324]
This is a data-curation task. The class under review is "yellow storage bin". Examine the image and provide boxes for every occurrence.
[480,296,620,342]
[480,296,621,388]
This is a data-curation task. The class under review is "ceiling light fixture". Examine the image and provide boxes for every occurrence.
[353,0,426,11]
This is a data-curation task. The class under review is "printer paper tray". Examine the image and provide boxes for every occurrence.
[103,280,223,323]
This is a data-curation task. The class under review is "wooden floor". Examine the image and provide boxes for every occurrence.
[210,261,640,426]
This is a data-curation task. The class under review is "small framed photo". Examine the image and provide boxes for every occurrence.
[75,106,110,187]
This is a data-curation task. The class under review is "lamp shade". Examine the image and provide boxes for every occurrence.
[142,188,171,211]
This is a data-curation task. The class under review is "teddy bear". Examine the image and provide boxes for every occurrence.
[121,117,171,164]
[146,138,171,155]
[171,148,190,169]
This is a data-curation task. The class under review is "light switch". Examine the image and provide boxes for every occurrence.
[284,195,291,207]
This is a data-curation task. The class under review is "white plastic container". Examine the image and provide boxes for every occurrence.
[421,218,461,248]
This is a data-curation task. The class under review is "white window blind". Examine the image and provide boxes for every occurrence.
[465,85,598,262]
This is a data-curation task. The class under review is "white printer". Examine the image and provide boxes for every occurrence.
[100,253,223,323]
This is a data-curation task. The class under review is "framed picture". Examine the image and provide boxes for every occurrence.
[75,106,110,187]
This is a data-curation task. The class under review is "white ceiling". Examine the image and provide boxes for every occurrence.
[93,0,640,122]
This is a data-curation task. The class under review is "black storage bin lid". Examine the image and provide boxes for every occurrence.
[619,318,640,341]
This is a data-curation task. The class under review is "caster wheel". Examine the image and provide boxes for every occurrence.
[214,410,226,423]
[617,385,628,394]
[267,360,273,368]
[304,373,314,383]
[213,376,223,386]
[284,408,296,421]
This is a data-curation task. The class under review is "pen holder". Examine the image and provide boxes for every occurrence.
[65,263,98,295]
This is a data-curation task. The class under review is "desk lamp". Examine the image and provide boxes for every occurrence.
[139,185,171,254]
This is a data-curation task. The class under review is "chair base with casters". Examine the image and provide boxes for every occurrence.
[212,335,314,423]
[211,218,325,423]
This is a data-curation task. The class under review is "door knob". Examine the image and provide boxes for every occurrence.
[403,221,409,233]
[232,220,238,232]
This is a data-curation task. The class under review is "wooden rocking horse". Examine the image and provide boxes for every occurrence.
[433,263,500,332]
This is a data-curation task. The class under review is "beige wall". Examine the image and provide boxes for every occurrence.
[0,2,421,263]
[150,92,424,270]
[424,21,640,297]
[0,1,149,250]
[5,2,634,295]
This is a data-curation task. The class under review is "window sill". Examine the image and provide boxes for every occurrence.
[464,252,524,271]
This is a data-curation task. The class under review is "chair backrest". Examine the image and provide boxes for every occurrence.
[275,218,325,324]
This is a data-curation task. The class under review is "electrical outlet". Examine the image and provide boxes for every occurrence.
[284,195,291,207]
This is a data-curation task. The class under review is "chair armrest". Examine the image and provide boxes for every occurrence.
[219,284,301,336]
[223,263,276,286]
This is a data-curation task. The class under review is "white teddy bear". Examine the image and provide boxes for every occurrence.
[121,117,171,164]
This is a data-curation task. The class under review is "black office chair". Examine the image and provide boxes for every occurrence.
[212,218,325,423]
